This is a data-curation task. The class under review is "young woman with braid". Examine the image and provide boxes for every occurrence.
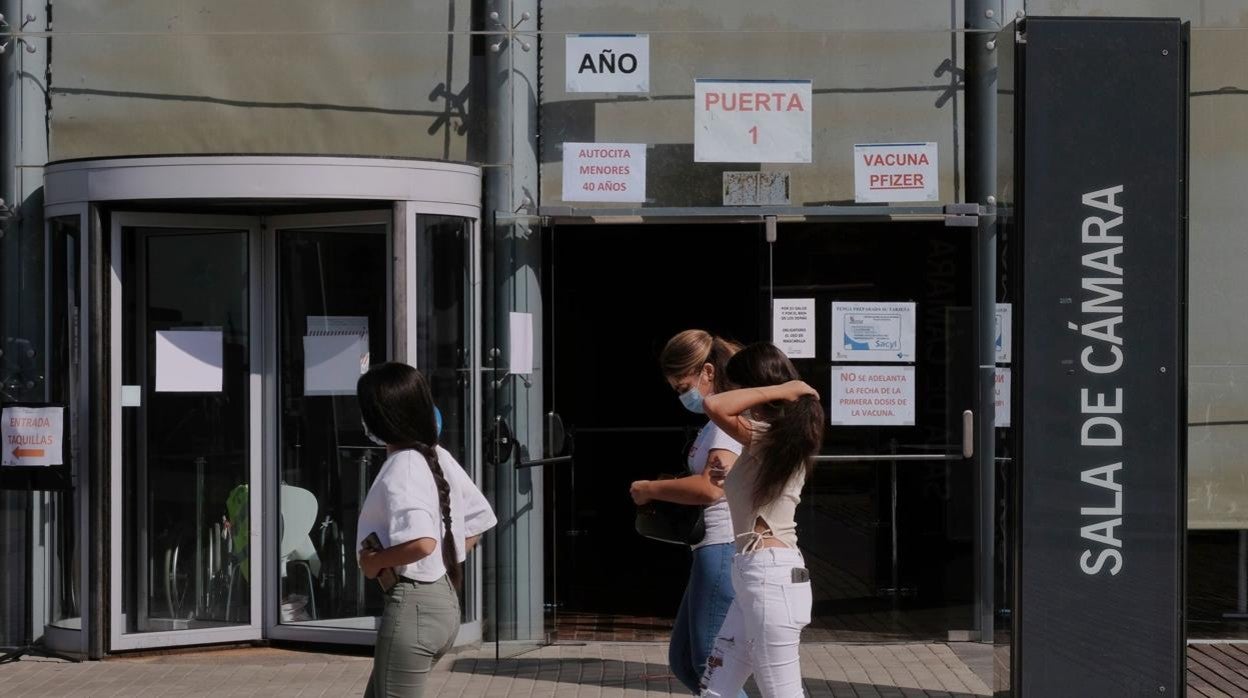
[356,362,497,697]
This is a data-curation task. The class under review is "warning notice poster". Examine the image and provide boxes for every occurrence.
[829,366,915,426]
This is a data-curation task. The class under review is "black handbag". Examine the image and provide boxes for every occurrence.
[635,474,705,546]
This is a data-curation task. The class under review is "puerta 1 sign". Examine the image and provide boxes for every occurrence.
[694,80,812,163]
[1018,18,1186,696]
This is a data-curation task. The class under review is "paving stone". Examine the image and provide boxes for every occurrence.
[0,642,1008,696]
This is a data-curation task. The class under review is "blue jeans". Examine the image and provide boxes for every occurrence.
[669,542,746,697]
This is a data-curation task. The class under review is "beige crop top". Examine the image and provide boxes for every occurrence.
[722,440,806,553]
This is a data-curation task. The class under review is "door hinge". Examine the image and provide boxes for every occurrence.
[943,203,980,228]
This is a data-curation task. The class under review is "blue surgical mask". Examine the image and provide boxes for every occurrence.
[679,386,705,414]
[434,406,443,438]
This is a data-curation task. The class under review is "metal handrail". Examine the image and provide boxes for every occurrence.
[514,455,573,470]
[813,453,965,462]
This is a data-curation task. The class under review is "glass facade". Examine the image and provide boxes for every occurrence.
[120,226,253,633]
[0,0,1241,680]
[275,224,390,627]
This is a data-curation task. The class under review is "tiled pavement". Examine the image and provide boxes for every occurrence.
[0,642,996,697]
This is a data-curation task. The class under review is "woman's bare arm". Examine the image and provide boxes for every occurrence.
[703,380,818,445]
[358,537,436,578]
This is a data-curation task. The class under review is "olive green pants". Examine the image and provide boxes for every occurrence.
[365,576,460,698]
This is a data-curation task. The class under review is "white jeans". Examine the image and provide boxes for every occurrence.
[699,547,811,697]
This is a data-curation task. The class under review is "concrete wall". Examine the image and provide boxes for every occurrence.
[49,1,475,161]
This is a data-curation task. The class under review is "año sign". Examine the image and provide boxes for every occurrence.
[565,35,649,94]
[853,142,939,203]
[694,79,812,163]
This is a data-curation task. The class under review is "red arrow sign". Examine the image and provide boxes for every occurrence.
[13,448,45,458]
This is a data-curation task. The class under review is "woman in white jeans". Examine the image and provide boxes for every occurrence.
[700,342,824,698]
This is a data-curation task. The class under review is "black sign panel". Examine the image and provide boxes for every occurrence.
[1017,18,1186,695]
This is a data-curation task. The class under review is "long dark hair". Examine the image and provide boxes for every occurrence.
[724,343,825,508]
[357,362,461,589]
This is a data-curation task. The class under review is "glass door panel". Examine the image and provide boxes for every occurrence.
[771,222,976,642]
[113,215,260,648]
[271,214,389,631]
[415,215,478,631]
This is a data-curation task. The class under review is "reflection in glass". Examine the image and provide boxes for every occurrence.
[47,216,82,628]
[122,229,251,632]
[774,222,975,641]
[276,226,388,627]
[416,215,475,622]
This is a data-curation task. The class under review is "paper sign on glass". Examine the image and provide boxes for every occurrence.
[831,302,916,362]
[995,368,1011,428]
[773,298,816,359]
[307,316,369,336]
[853,142,939,203]
[562,143,647,203]
[304,316,370,397]
[1,406,64,466]
[996,303,1012,364]
[694,79,812,163]
[565,34,650,93]
[156,329,224,392]
[509,312,534,375]
[830,366,916,426]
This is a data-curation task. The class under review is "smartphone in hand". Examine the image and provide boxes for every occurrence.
[362,532,399,593]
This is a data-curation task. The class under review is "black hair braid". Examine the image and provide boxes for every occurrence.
[414,441,461,589]
[356,362,461,588]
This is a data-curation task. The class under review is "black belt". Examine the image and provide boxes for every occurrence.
[399,575,444,585]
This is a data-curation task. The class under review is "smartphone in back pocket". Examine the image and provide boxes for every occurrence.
[791,567,810,583]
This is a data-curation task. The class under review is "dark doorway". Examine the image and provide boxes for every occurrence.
[542,220,977,643]
[542,223,766,640]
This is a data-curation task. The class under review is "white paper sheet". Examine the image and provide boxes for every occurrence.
[831,302,917,363]
[773,298,816,359]
[307,316,370,336]
[155,329,224,392]
[304,316,370,396]
[994,368,1011,428]
[995,303,1013,364]
[2,406,64,466]
[509,312,534,375]
[304,334,369,396]
[829,366,916,426]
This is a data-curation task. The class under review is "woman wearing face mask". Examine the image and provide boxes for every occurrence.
[698,342,823,698]
[356,363,497,697]
[629,329,747,697]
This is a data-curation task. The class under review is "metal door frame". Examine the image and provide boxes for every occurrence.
[108,212,264,651]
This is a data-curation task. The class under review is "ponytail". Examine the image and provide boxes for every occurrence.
[660,329,742,392]
[415,442,462,589]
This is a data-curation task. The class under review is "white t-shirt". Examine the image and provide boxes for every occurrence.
[687,422,744,549]
[357,445,498,582]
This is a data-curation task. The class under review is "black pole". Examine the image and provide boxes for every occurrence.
[964,0,999,645]
[0,492,34,664]
[88,209,106,660]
